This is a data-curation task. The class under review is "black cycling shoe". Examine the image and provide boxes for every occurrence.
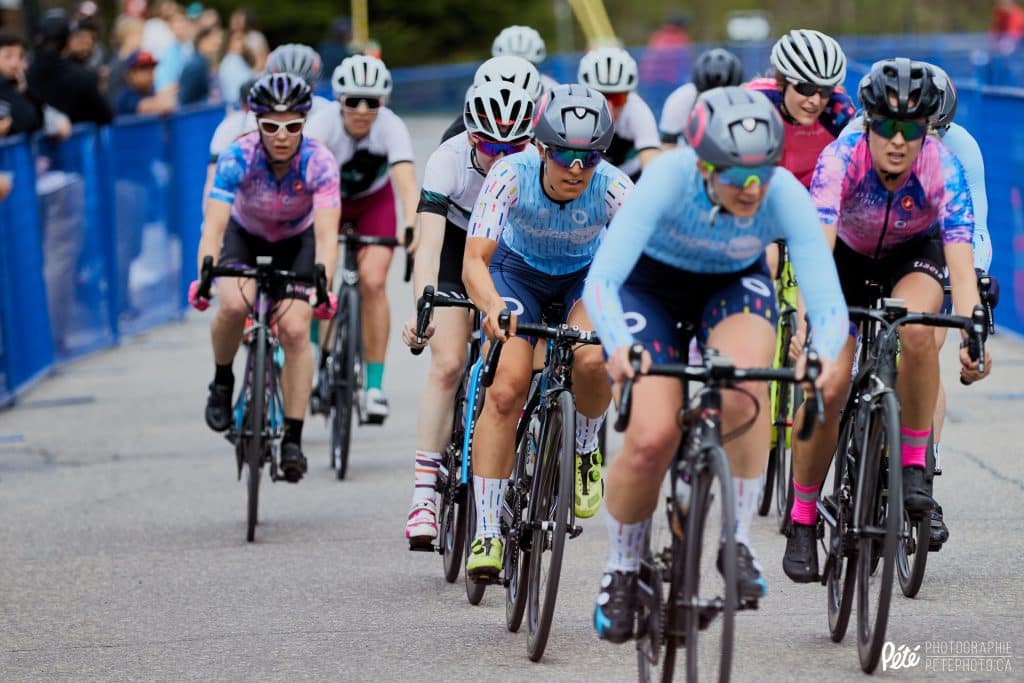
[902,466,935,515]
[205,382,233,432]
[929,504,949,551]
[279,442,307,483]
[783,522,819,583]
[718,542,767,600]
[594,570,637,644]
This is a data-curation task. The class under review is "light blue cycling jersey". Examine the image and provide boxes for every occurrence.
[584,147,849,360]
[843,116,990,270]
[467,147,634,275]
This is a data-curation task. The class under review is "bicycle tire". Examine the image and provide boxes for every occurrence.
[464,476,486,605]
[245,322,267,543]
[856,392,901,673]
[526,390,574,662]
[330,287,359,480]
[757,447,776,517]
[439,441,465,583]
[683,445,736,683]
[897,433,933,598]
[826,413,857,643]
[636,525,677,683]
[504,420,533,632]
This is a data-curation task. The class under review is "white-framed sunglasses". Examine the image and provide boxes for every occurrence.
[257,117,306,136]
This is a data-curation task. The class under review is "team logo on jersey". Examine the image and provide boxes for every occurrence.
[623,311,647,334]
[571,209,589,225]
[292,180,305,193]
[901,196,914,211]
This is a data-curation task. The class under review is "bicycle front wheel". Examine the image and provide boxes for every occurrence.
[856,392,901,673]
[438,442,465,583]
[825,412,857,643]
[245,327,268,543]
[896,433,933,598]
[505,412,534,632]
[682,445,737,683]
[525,390,574,662]
[330,287,359,480]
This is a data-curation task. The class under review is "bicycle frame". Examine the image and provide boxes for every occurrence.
[232,286,285,458]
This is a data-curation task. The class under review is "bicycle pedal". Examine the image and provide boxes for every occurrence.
[568,524,584,539]
[407,540,436,552]
[362,415,386,426]
[739,597,760,611]
[467,571,502,586]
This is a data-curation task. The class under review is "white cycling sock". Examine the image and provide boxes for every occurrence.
[733,476,761,549]
[412,450,441,506]
[474,475,506,539]
[604,512,649,573]
[576,411,606,453]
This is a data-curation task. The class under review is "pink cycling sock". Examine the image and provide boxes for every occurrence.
[900,426,931,469]
[790,479,820,526]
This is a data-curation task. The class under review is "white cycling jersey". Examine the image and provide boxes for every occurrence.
[658,82,698,145]
[539,73,560,95]
[606,93,661,178]
[418,133,497,230]
[304,101,415,200]
[207,95,334,162]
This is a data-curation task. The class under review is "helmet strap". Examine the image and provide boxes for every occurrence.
[703,175,725,224]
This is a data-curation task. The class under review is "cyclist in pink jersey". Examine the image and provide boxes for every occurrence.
[782,59,992,583]
[189,74,341,483]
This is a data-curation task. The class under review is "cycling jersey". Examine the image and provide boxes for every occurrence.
[810,131,974,258]
[303,101,414,199]
[584,147,849,360]
[658,82,698,144]
[745,78,856,188]
[841,116,991,270]
[207,95,334,163]
[209,131,341,242]
[419,133,490,231]
[604,93,661,178]
[468,146,634,275]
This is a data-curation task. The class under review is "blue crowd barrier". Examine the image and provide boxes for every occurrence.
[0,105,222,406]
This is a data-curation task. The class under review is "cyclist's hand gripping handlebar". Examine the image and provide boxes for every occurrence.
[960,304,988,386]
[480,309,510,388]
[797,350,825,442]
[614,343,646,433]
[411,285,435,356]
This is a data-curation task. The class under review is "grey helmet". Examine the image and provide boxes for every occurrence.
[684,86,784,167]
[266,43,323,85]
[927,63,957,131]
[532,84,615,151]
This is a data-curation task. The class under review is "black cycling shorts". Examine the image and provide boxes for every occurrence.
[219,220,315,300]
[834,235,946,309]
[437,220,467,297]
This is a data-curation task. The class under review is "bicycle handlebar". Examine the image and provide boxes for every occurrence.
[338,225,415,283]
[478,309,601,387]
[410,285,477,356]
[197,255,329,307]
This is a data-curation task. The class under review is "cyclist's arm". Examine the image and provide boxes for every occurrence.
[197,199,231,276]
[312,206,341,287]
[464,159,518,321]
[412,212,446,302]
[389,161,420,236]
[197,144,245,275]
[308,144,343,284]
[630,96,662,169]
[942,124,991,271]
[463,237,502,316]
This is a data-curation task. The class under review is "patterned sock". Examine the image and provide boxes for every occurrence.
[575,412,606,453]
[900,426,930,469]
[412,450,441,505]
[604,513,649,573]
[474,475,507,539]
[366,362,384,390]
[733,476,760,548]
[790,479,820,526]
[933,442,941,472]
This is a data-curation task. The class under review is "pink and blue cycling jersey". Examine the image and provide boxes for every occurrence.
[209,131,341,242]
[810,131,974,258]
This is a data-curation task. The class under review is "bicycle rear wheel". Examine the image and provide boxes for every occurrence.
[330,287,359,480]
[856,392,901,673]
[245,329,267,543]
[438,442,465,583]
[525,391,574,662]
[682,446,736,683]
[636,481,680,682]
[504,425,532,632]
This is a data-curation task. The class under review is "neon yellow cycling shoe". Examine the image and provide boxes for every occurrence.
[466,537,503,584]
[575,449,604,518]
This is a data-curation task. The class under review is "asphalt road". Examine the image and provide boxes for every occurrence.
[1,117,1022,682]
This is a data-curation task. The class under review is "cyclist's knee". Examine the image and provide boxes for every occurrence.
[277,314,311,352]
[622,425,676,479]
[216,296,249,325]
[573,347,608,383]
[359,267,388,298]
[430,353,465,392]
[485,379,528,419]
[899,324,937,360]
[722,381,765,425]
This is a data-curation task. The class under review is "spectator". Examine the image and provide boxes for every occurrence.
[154,5,194,90]
[141,0,178,60]
[639,11,693,90]
[218,30,252,108]
[179,24,223,105]
[244,30,269,72]
[319,16,353,77]
[228,8,252,34]
[27,9,112,125]
[198,7,222,33]
[67,14,100,70]
[105,15,145,108]
[0,170,11,201]
[0,33,43,135]
[115,49,177,116]
[992,0,1024,52]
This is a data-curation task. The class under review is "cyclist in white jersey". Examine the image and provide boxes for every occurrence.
[491,24,560,94]
[461,85,634,582]
[304,55,419,422]
[401,82,537,547]
[659,47,743,148]
[578,46,661,180]
[439,56,545,144]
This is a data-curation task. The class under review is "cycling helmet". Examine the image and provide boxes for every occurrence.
[927,63,957,131]
[533,84,614,151]
[858,58,940,120]
[684,87,784,167]
[770,29,847,87]
[247,73,313,114]
[491,25,546,64]
[463,82,535,142]
[38,8,71,48]
[332,55,393,100]
[266,43,323,85]
[693,48,744,93]
[577,47,638,93]
[474,56,543,102]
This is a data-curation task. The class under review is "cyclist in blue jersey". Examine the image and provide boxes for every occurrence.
[189,73,341,483]
[583,86,849,643]
[461,84,634,581]
[783,59,992,583]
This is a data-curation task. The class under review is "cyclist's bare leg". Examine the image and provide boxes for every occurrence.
[357,244,394,365]
[470,337,533,478]
[416,307,472,450]
[933,326,949,442]
[765,241,781,281]
[891,273,944,432]
[211,278,256,364]
[567,302,612,419]
[605,376,683,523]
[277,300,315,419]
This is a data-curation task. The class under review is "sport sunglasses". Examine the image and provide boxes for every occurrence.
[546,146,603,170]
[868,117,928,141]
[471,134,530,158]
[257,117,305,136]
[342,96,382,110]
[787,79,834,99]
[702,162,777,189]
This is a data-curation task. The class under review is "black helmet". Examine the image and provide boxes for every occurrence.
[858,58,940,120]
[927,63,957,131]
[684,86,784,167]
[532,84,614,151]
[247,73,313,115]
[692,48,744,93]
[38,8,71,48]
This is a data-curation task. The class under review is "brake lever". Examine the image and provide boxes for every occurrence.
[198,255,215,299]
[411,285,435,357]
[614,343,645,433]
[403,226,414,283]
[480,309,510,388]
[798,350,824,441]
[960,305,987,385]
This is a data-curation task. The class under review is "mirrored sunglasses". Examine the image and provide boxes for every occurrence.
[868,117,928,141]
[257,117,305,136]
[703,162,776,189]
[343,96,382,110]
[788,79,834,99]
[547,146,603,170]
[472,135,529,158]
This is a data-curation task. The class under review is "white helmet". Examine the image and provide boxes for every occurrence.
[577,47,638,93]
[332,55,392,100]
[474,56,543,102]
[770,29,847,88]
[462,82,535,142]
[491,25,546,64]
